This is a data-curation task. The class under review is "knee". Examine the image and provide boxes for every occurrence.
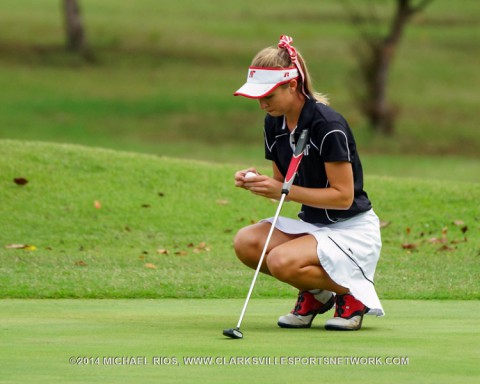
[266,248,293,282]
[233,226,263,264]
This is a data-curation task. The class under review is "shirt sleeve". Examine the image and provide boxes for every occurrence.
[318,123,352,163]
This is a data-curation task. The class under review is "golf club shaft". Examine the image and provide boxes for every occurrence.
[233,129,310,332]
[235,193,287,330]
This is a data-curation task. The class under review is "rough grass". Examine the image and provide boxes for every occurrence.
[1,140,478,300]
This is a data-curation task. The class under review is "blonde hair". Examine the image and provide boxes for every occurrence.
[251,46,329,105]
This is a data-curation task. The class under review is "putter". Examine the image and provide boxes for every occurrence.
[223,128,310,339]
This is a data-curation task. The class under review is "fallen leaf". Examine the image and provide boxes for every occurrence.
[14,177,28,185]
[157,249,169,255]
[94,200,101,209]
[406,227,411,235]
[401,243,417,250]
[194,245,211,253]
[6,244,27,249]
[145,263,157,269]
[379,221,390,229]
[438,244,455,252]
[5,244,36,250]
[441,227,448,238]
[427,237,447,244]
[453,220,465,226]
[174,251,188,256]
[74,260,87,266]
[158,192,165,197]
[216,199,229,205]
[460,226,468,234]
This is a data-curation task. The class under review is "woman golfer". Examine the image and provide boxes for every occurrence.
[233,35,384,331]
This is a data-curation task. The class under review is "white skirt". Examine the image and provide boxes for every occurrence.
[262,209,385,317]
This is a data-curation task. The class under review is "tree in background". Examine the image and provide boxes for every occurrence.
[63,0,86,54]
[343,0,433,135]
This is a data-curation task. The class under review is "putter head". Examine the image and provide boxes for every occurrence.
[223,328,243,339]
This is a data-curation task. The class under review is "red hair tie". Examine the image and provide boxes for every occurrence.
[278,35,308,97]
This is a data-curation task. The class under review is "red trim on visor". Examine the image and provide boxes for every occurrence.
[247,66,298,71]
[233,79,297,99]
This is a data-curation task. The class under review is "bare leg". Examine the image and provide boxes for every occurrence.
[233,222,303,275]
[266,234,349,295]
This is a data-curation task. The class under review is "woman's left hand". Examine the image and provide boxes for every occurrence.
[243,174,283,200]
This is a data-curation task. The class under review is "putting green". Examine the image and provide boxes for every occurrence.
[1,299,478,384]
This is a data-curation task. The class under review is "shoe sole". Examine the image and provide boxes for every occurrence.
[277,295,336,329]
[324,316,364,331]
[277,320,314,329]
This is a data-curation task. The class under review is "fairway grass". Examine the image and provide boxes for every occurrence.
[1,299,478,384]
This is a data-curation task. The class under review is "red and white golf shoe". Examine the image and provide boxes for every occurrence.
[278,290,335,328]
[325,293,367,331]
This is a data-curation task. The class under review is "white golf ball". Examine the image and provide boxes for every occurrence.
[245,171,257,179]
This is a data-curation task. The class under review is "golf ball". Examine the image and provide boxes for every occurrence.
[245,171,257,179]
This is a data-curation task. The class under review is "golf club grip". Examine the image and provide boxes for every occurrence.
[281,129,310,195]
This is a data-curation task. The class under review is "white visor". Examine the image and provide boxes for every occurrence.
[234,66,299,99]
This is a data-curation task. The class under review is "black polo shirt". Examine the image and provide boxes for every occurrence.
[264,98,372,224]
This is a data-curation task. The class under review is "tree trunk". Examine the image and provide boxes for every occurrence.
[346,0,433,135]
[368,44,394,134]
[367,1,416,134]
[64,0,85,53]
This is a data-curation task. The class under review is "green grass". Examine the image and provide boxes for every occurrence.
[1,299,479,384]
[1,140,479,300]
[0,0,479,162]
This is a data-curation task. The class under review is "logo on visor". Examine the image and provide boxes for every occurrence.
[249,70,256,78]
[284,72,290,78]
